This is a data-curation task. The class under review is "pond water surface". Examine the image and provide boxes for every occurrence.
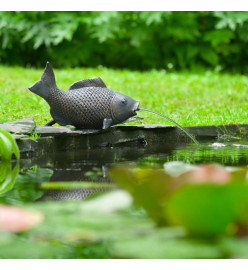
[1,140,248,204]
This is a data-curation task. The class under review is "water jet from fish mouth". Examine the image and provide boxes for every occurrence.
[139,108,199,145]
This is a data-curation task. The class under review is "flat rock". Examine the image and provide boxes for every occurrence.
[35,126,73,135]
[121,124,175,129]
[0,118,36,134]
[35,125,104,136]
[12,134,29,140]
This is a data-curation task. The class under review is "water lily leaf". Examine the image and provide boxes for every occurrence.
[81,190,133,214]
[111,166,173,225]
[111,163,248,236]
[112,236,222,259]
[164,161,197,177]
[164,164,248,235]
[166,183,248,236]
[220,237,248,258]
[229,166,248,182]
[173,164,231,189]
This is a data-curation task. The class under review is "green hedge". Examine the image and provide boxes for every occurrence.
[1,11,248,72]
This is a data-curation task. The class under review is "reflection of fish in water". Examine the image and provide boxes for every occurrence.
[37,166,113,201]
[38,187,109,201]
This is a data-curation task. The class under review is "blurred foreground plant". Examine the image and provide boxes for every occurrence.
[0,204,43,233]
[111,163,248,236]
[0,128,19,161]
[0,162,19,195]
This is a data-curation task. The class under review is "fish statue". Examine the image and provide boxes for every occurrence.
[28,62,140,129]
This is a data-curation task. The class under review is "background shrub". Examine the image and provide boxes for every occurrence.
[0,11,248,72]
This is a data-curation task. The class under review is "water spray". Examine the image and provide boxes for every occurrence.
[139,108,199,145]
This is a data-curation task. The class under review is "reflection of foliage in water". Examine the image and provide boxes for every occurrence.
[168,142,248,166]
[135,156,167,167]
[85,167,104,180]
[122,142,248,169]
[0,167,53,205]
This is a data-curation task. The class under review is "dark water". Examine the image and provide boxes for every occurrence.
[1,140,248,204]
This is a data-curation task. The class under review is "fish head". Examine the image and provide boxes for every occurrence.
[111,92,140,123]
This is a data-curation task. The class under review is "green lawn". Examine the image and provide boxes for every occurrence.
[0,65,247,126]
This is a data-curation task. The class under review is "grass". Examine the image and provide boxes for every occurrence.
[0,65,248,126]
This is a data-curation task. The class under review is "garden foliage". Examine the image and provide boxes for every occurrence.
[1,11,248,72]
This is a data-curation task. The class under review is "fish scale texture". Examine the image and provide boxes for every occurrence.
[48,87,115,129]
[42,188,107,201]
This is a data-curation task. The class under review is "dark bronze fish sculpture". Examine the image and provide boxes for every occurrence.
[28,62,140,129]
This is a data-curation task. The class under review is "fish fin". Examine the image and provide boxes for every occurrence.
[28,62,57,99]
[41,62,56,88]
[42,120,56,126]
[69,77,107,90]
[123,117,144,123]
[102,118,113,129]
[50,108,67,126]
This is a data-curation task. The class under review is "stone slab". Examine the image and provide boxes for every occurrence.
[15,124,248,159]
[1,118,247,157]
[35,126,73,135]
[34,125,102,136]
[0,118,36,134]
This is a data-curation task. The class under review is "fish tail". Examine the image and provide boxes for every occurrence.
[28,62,57,99]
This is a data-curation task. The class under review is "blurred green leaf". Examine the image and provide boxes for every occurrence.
[112,236,222,259]
[40,181,114,190]
[0,167,52,205]
[214,11,248,30]
[204,29,234,47]
[220,237,248,258]
[0,132,12,160]
[111,164,248,236]
[81,190,132,214]
[166,183,248,236]
[0,128,20,160]
[0,11,248,71]
[0,162,19,194]
[200,46,219,66]
[111,166,173,225]
[0,128,19,160]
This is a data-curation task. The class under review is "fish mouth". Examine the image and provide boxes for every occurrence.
[132,101,140,115]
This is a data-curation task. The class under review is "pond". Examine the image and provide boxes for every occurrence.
[2,135,248,259]
[2,139,248,205]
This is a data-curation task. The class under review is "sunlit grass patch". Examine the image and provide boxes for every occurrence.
[0,65,247,126]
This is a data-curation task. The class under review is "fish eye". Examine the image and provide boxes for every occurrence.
[121,98,126,104]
